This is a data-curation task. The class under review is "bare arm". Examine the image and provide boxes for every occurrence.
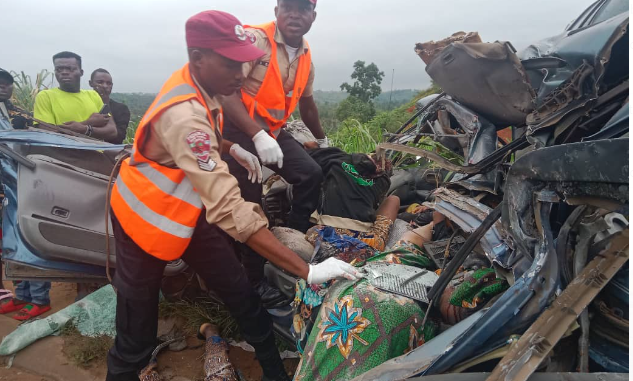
[89,115,117,140]
[221,93,263,138]
[33,92,116,140]
[299,95,325,139]
[61,113,117,141]
[220,139,234,155]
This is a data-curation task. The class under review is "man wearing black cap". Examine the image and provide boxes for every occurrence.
[106,10,360,381]
[0,69,32,130]
[0,69,15,131]
[220,0,326,309]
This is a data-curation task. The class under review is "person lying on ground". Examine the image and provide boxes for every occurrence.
[304,146,396,251]
[293,215,445,380]
[293,210,508,381]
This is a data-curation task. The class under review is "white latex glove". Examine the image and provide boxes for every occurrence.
[252,130,284,168]
[307,257,363,284]
[316,137,329,148]
[230,144,263,183]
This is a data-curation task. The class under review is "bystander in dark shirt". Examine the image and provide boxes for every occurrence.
[2,100,31,129]
[108,99,130,144]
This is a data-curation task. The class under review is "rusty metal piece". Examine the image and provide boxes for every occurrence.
[376,143,478,174]
[415,32,482,65]
[433,188,507,234]
[486,229,629,381]
[574,215,609,372]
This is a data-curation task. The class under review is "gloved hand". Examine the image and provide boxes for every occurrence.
[252,130,284,168]
[307,257,363,284]
[316,137,329,148]
[229,144,263,183]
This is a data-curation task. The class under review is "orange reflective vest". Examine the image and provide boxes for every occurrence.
[110,64,222,261]
[241,21,312,137]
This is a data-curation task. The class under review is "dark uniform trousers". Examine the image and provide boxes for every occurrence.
[222,121,323,285]
[106,213,283,380]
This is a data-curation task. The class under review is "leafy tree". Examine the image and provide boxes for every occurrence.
[110,92,156,120]
[336,61,385,123]
[340,61,385,103]
[335,96,375,123]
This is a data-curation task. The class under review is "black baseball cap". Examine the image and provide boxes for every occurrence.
[0,69,13,84]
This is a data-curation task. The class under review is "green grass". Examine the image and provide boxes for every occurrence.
[329,84,464,169]
[60,322,113,368]
[330,119,379,153]
[123,119,139,144]
[158,298,296,353]
[158,298,239,339]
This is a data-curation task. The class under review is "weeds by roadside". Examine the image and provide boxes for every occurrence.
[158,298,239,339]
[158,298,296,353]
[60,323,113,369]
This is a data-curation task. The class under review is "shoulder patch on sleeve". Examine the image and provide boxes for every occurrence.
[245,31,257,44]
[186,130,216,171]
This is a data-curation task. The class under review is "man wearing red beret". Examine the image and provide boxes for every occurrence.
[106,10,360,381]
[221,0,327,309]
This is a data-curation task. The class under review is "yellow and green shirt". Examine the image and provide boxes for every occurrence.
[33,88,103,125]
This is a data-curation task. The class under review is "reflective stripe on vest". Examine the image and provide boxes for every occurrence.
[143,83,198,123]
[127,160,202,208]
[113,177,196,239]
[241,22,312,137]
[111,64,218,260]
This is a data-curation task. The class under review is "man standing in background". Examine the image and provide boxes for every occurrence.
[90,68,131,144]
[34,51,117,140]
[0,69,14,131]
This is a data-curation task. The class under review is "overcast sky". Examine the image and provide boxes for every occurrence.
[2,0,594,93]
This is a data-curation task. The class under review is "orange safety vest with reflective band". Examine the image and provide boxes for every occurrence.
[110,64,222,261]
[241,22,312,137]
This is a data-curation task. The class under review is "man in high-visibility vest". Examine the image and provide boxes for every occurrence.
[106,11,360,381]
[221,0,327,308]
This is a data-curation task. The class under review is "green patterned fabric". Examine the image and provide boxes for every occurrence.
[294,278,437,381]
[366,241,435,269]
[341,162,375,187]
[449,268,508,309]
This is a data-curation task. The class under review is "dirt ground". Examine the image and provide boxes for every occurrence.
[0,282,298,381]
[0,367,52,381]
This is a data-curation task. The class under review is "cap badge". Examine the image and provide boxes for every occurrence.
[234,25,246,41]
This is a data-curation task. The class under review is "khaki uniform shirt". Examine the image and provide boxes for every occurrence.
[139,80,268,243]
[242,26,315,98]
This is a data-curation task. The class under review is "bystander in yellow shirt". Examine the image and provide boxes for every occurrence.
[33,88,103,125]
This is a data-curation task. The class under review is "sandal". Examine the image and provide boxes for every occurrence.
[0,289,14,303]
[0,299,28,314]
[12,303,51,321]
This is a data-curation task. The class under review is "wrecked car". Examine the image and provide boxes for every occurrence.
[0,0,628,380]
